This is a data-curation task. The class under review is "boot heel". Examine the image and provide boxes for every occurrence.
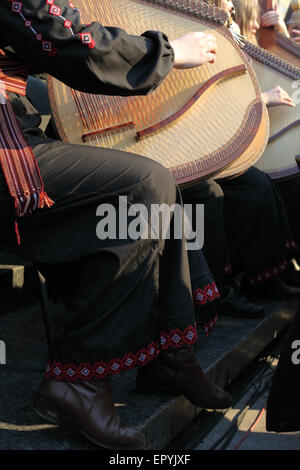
[34,396,61,424]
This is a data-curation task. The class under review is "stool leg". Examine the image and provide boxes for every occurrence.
[36,269,53,355]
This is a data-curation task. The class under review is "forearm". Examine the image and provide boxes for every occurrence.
[275,20,290,37]
[0,0,174,96]
[261,91,270,106]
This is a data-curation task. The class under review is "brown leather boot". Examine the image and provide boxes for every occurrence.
[34,377,145,450]
[136,348,232,409]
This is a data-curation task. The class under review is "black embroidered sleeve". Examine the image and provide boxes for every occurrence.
[0,0,175,96]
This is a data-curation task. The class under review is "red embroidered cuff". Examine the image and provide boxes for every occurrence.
[193,282,220,307]
[45,324,198,381]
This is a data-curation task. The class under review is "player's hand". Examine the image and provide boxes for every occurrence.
[170,32,217,69]
[261,10,282,27]
[262,86,295,107]
[260,5,289,36]
[291,29,300,43]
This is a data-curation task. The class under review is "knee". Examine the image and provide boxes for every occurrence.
[200,181,224,229]
[141,158,177,207]
[181,179,224,208]
[242,167,272,191]
[207,179,224,201]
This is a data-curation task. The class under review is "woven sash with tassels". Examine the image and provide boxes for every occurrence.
[0,49,54,244]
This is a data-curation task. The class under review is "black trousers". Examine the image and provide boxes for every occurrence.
[275,174,300,263]
[266,302,300,432]
[220,167,296,286]
[182,179,231,296]
[0,130,200,381]
[183,167,296,291]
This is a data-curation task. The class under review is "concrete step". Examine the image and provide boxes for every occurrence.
[193,353,300,450]
[0,298,297,450]
[118,299,297,449]
[0,251,39,314]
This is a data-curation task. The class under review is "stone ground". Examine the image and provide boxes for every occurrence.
[0,294,298,451]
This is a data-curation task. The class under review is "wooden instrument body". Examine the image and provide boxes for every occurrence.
[262,31,300,67]
[259,0,300,67]
[241,39,300,179]
[48,0,269,186]
[239,1,300,179]
[252,60,300,178]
